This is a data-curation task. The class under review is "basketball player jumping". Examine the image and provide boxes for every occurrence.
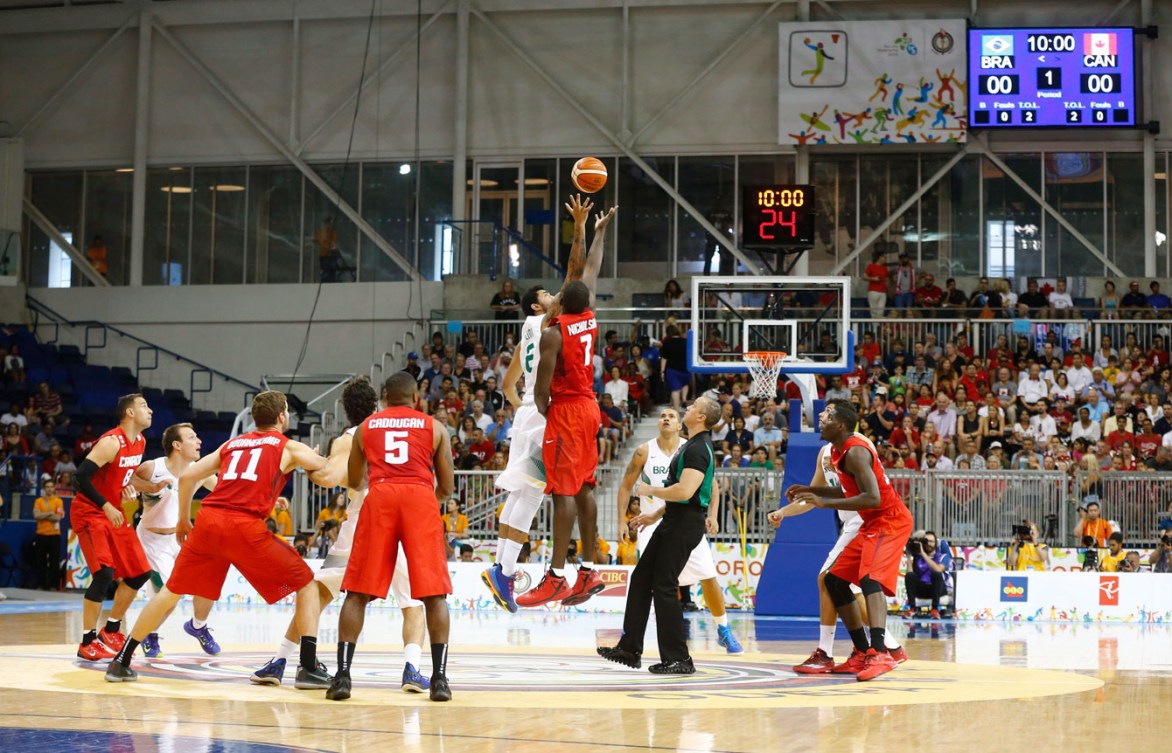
[105,391,334,686]
[251,377,431,693]
[132,423,220,658]
[326,372,454,703]
[72,393,168,661]
[768,431,907,673]
[482,194,617,611]
[616,407,742,654]
[784,400,914,681]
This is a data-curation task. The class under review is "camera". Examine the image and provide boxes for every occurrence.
[1081,535,1099,570]
[1013,524,1032,541]
[1161,534,1172,547]
[905,537,928,556]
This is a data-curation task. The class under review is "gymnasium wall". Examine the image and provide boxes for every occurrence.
[1,0,1168,171]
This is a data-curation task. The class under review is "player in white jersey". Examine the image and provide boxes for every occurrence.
[482,194,617,611]
[768,433,906,672]
[615,408,742,653]
[131,423,219,658]
[251,377,429,692]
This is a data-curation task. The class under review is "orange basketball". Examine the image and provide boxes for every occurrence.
[571,157,607,193]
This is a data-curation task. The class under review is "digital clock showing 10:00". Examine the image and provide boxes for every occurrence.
[742,185,816,248]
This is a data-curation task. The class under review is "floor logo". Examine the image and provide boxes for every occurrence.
[1099,575,1119,606]
[1000,577,1028,602]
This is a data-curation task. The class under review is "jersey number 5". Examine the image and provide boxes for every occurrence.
[384,430,409,465]
[223,448,263,481]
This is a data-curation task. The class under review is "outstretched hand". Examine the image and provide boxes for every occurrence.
[565,194,594,224]
[594,205,619,232]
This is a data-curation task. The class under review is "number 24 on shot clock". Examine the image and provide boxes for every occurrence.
[742,184,816,248]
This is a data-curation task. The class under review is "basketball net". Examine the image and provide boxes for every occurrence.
[744,351,786,400]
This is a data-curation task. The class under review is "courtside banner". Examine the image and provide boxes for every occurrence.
[779,20,968,145]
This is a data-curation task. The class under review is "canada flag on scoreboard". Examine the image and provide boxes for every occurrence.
[1083,32,1118,56]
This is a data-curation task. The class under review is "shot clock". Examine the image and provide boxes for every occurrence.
[968,27,1137,128]
[742,185,816,249]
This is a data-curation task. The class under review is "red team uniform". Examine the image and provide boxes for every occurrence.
[167,431,313,603]
[342,406,451,600]
[828,435,914,595]
[543,308,602,495]
[70,427,152,580]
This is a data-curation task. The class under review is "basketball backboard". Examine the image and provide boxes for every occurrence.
[686,275,854,376]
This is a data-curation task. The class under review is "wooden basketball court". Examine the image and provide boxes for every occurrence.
[0,589,1155,752]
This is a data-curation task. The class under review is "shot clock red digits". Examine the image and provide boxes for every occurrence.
[742,184,816,248]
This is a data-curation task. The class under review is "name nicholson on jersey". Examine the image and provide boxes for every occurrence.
[566,318,597,336]
[368,417,428,429]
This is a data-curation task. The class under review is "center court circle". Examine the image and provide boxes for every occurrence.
[0,645,1103,709]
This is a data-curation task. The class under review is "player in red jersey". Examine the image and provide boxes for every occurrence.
[787,399,914,682]
[71,393,168,661]
[517,279,605,607]
[326,371,455,702]
[104,391,333,685]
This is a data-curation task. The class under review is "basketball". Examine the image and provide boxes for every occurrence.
[571,157,607,193]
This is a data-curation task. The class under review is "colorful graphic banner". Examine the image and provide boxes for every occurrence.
[779,20,969,145]
[955,571,1172,623]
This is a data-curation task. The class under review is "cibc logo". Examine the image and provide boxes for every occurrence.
[1099,575,1120,606]
[1000,576,1028,602]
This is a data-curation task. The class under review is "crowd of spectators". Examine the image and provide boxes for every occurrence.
[0,365,87,500]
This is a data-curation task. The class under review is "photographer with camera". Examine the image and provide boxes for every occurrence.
[1099,532,1126,572]
[1148,520,1172,573]
[1074,499,1112,546]
[903,530,948,618]
[1007,520,1050,571]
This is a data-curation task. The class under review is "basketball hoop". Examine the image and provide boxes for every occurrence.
[745,351,787,399]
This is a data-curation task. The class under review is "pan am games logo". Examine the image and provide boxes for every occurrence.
[1099,575,1119,606]
[1000,576,1028,602]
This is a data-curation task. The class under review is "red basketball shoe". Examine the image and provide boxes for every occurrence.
[792,648,835,674]
[77,639,115,662]
[515,571,569,608]
[561,568,604,607]
[889,645,909,664]
[98,628,126,653]
[831,648,868,674]
[857,649,898,681]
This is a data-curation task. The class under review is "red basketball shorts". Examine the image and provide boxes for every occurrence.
[342,483,452,600]
[828,518,914,597]
[542,396,601,495]
[70,504,151,580]
[166,509,313,604]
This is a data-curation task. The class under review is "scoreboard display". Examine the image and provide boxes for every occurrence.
[742,185,816,248]
[968,27,1137,128]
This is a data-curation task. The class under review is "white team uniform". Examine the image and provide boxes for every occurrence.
[496,313,548,493]
[316,428,420,607]
[815,442,864,596]
[636,437,718,586]
[137,456,183,591]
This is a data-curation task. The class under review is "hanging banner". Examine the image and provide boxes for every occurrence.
[779,20,969,145]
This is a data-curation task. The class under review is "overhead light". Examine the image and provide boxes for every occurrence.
[467,179,499,188]
[1156,172,1167,180]
[524,178,550,186]
[168,166,186,172]
[115,168,134,173]
[160,186,193,194]
[212,184,245,192]
[399,164,412,175]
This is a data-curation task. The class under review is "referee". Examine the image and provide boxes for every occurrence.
[598,396,721,675]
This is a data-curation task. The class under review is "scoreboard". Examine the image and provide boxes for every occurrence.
[968,27,1137,128]
[742,185,816,249]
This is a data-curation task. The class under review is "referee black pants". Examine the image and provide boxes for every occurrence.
[617,509,706,662]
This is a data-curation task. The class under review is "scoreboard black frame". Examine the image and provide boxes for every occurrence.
[741,185,817,250]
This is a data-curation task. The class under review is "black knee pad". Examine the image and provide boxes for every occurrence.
[823,572,856,608]
[85,566,115,602]
[123,571,152,590]
[858,576,885,597]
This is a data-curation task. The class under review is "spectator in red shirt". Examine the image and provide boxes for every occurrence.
[859,331,882,366]
[74,422,98,459]
[864,251,889,319]
[1148,335,1170,370]
[985,334,1013,371]
[468,429,495,464]
[32,382,63,419]
[913,272,943,314]
[1135,418,1161,458]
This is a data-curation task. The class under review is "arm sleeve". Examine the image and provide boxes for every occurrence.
[75,459,110,510]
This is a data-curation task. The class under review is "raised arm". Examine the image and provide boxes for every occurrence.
[616,443,648,540]
[562,194,593,285]
[534,326,562,417]
[501,348,524,409]
[177,446,224,543]
[284,439,330,486]
[311,432,355,489]
[583,206,618,308]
